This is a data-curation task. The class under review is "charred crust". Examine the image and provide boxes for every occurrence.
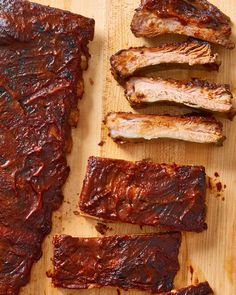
[141,0,231,26]
[190,78,231,92]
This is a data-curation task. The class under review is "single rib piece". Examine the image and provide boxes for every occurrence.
[105,112,225,145]
[125,77,233,113]
[110,39,220,82]
[51,233,181,292]
[79,156,207,232]
[162,281,214,294]
[131,0,234,49]
[0,0,94,293]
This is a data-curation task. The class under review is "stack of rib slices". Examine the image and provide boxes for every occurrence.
[51,155,213,293]
[50,149,213,292]
[107,0,235,146]
[52,157,213,293]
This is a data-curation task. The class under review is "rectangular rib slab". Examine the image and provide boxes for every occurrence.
[51,233,181,293]
[80,156,207,232]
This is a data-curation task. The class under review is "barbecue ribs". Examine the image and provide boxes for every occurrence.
[0,0,94,294]
[125,77,233,113]
[105,112,225,145]
[50,233,181,293]
[162,281,214,294]
[131,0,234,49]
[110,39,220,83]
[80,156,207,232]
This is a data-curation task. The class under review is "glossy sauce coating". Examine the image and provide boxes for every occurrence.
[0,0,94,293]
[51,233,181,293]
[80,157,207,232]
[131,0,234,49]
[142,0,230,28]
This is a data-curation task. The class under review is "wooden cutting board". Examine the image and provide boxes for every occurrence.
[22,1,236,294]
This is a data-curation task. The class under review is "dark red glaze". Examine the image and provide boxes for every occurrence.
[80,157,207,232]
[0,0,94,293]
[163,281,214,294]
[141,0,230,28]
[95,222,111,235]
[51,233,181,292]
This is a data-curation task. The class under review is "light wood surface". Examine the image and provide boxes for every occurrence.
[22,1,236,294]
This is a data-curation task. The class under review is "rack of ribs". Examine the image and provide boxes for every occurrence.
[110,39,220,83]
[162,281,214,294]
[125,77,233,113]
[105,112,225,145]
[0,0,94,293]
[79,156,207,232]
[50,233,181,293]
[131,0,234,49]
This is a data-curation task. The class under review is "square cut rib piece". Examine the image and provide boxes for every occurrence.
[110,39,220,83]
[50,233,181,293]
[125,77,233,113]
[105,112,225,145]
[79,156,207,232]
[0,0,94,294]
[161,281,214,294]
[131,0,234,49]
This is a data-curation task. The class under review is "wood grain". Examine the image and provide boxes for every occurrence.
[22,1,236,294]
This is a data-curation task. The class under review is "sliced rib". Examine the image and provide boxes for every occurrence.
[105,112,225,145]
[125,77,233,113]
[131,0,234,49]
[50,233,181,293]
[110,39,220,82]
[0,0,94,293]
[80,156,207,232]
[162,281,214,294]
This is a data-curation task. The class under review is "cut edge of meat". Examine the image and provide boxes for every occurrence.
[105,112,226,145]
[110,39,221,83]
[124,77,233,113]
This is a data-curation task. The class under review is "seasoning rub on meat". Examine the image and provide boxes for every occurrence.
[80,156,207,232]
[131,0,234,49]
[50,233,181,293]
[105,112,225,145]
